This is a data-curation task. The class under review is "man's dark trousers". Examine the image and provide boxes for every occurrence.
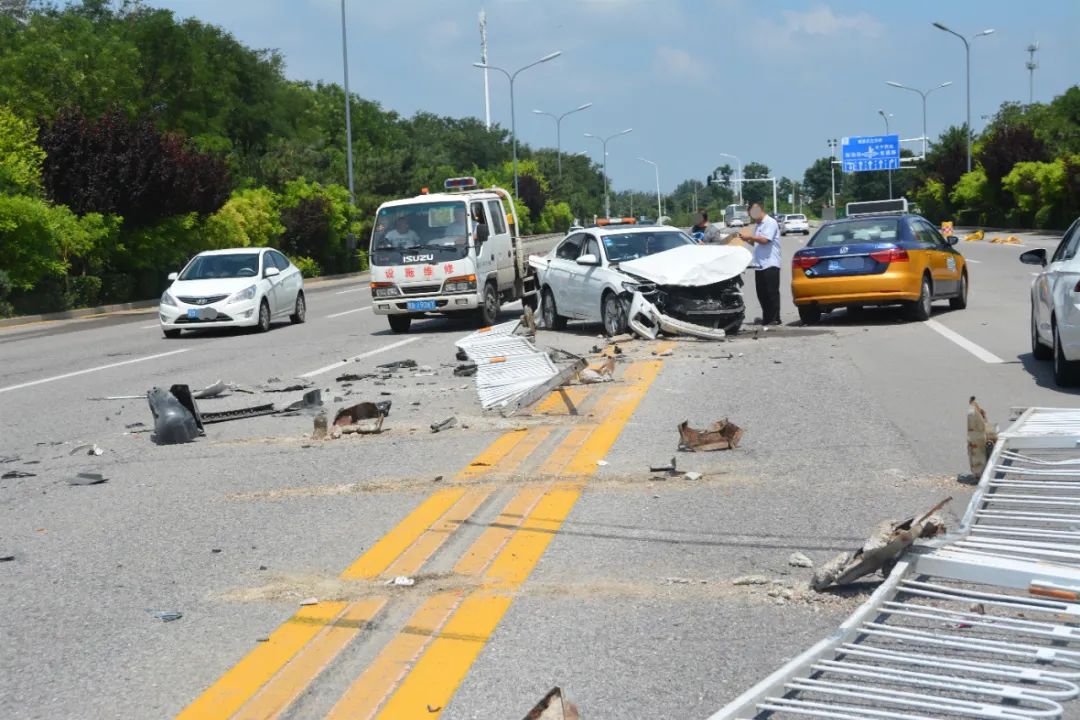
[755,266,781,324]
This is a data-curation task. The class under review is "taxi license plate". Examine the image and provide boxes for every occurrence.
[407,300,437,312]
[829,257,865,271]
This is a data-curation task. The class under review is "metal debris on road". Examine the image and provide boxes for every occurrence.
[683,471,702,481]
[678,418,743,451]
[788,552,814,568]
[332,401,390,434]
[192,380,228,399]
[523,687,580,720]
[202,403,277,424]
[376,359,417,370]
[299,597,319,606]
[147,386,201,445]
[281,389,323,414]
[650,458,677,473]
[578,357,615,384]
[260,382,311,393]
[68,472,108,486]
[627,291,728,342]
[335,372,376,382]
[0,554,14,562]
[386,575,415,587]
[453,362,478,377]
[2,470,35,479]
[430,416,457,433]
[811,497,950,592]
[967,396,997,478]
[148,610,183,622]
[69,443,103,456]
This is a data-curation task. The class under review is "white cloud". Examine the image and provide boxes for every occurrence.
[652,46,707,84]
[774,5,883,42]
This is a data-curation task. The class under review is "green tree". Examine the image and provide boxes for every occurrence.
[801,157,837,211]
[203,187,283,249]
[0,103,44,195]
[0,194,109,288]
[742,161,771,207]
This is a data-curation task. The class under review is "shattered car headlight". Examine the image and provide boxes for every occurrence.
[622,281,645,293]
[227,285,257,304]
[160,291,176,307]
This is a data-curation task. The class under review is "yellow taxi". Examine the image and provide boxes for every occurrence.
[791,203,968,324]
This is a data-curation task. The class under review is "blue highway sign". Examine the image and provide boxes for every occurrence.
[841,135,900,172]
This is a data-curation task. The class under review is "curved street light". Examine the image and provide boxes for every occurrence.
[533,102,592,179]
[473,50,562,196]
[584,128,633,218]
[717,152,742,204]
[887,80,952,158]
[932,22,994,171]
[637,157,662,220]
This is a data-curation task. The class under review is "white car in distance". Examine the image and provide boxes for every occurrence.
[159,248,306,338]
[781,213,810,235]
[1022,218,1080,386]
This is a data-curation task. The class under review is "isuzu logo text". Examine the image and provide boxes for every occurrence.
[403,254,434,263]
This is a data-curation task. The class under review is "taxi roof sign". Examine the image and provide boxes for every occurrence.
[444,176,478,192]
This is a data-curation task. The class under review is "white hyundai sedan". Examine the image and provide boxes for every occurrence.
[159,248,306,338]
[1022,217,1080,385]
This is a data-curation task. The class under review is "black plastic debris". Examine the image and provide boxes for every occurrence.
[169,384,205,432]
[455,348,469,362]
[202,404,276,424]
[335,372,376,382]
[430,417,458,433]
[333,401,391,433]
[69,472,108,486]
[453,362,478,377]
[148,386,201,445]
[376,359,417,370]
[125,422,145,429]
[0,554,14,562]
[1,470,35,479]
[282,389,323,414]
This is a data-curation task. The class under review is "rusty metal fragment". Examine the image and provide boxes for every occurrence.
[811,497,951,591]
[332,401,391,433]
[523,687,580,720]
[678,419,743,451]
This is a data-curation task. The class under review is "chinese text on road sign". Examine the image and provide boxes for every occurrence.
[841,135,900,172]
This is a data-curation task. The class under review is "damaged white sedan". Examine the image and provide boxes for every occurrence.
[530,225,752,338]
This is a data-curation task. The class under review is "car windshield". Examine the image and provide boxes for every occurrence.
[179,253,261,280]
[602,231,694,263]
[809,219,899,247]
[370,200,471,264]
[789,214,806,221]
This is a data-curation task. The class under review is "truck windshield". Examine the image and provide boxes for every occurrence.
[370,201,470,265]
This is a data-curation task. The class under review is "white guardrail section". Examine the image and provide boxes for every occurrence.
[709,407,1080,720]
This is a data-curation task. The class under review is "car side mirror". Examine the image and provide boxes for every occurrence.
[265,266,281,278]
[946,235,959,246]
[577,254,600,266]
[167,272,179,281]
[1020,248,1047,267]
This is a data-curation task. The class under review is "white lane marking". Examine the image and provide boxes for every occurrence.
[335,287,367,295]
[924,319,1004,364]
[326,306,371,319]
[141,324,161,329]
[299,337,419,378]
[0,349,192,394]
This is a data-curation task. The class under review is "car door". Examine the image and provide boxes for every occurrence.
[570,235,604,320]
[545,233,584,313]
[911,219,953,296]
[271,251,299,314]
[259,251,285,315]
[471,201,498,288]
[486,199,514,289]
[1042,221,1080,340]
[924,220,962,296]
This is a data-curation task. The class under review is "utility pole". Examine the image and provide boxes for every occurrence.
[1026,42,1039,105]
[827,138,838,208]
[878,109,893,200]
[479,10,491,130]
[340,0,355,205]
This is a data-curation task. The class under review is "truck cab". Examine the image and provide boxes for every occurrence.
[369,178,536,333]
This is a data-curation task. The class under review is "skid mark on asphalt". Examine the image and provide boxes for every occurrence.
[177,349,671,719]
[924,319,1005,364]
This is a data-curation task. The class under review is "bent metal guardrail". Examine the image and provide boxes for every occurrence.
[710,407,1080,720]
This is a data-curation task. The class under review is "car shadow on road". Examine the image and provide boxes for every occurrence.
[1017,351,1080,394]
[367,311,519,337]
[794,304,957,328]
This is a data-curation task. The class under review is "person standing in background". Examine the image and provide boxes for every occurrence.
[741,201,782,326]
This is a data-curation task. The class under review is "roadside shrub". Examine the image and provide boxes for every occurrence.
[0,270,14,317]
[67,275,102,308]
[291,256,322,278]
[356,248,369,272]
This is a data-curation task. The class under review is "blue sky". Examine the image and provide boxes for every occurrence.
[144,0,1079,193]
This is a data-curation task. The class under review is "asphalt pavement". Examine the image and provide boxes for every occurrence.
[0,229,1072,720]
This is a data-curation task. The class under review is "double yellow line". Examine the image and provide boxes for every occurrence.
[178,350,668,719]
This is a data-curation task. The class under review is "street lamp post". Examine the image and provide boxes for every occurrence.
[340,0,355,205]
[878,109,894,200]
[826,138,838,208]
[532,103,592,180]
[886,80,953,159]
[718,152,742,204]
[474,51,562,197]
[933,22,994,172]
[584,129,633,218]
[637,157,662,220]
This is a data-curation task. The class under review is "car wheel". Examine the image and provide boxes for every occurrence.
[804,230,810,236]
[845,304,864,318]
[163,328,182,339]
[1032,305,1052,360]
[290,292,306,324]
[388,315,412,333]
[601,291,627,337]
[905,276,932,321]
[1053,321,1080,386]
[541,287,568,330]
[798,305,821,325]
[476,282,499,327]
[256,299,271,332]
[949,272,968,310]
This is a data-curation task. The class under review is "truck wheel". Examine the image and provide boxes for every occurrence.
[601,291,627,337]
[388,315,411,333]
[476,282,499,327]
[542,288,567,330]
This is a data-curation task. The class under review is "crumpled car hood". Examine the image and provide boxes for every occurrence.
[618,244,752,287]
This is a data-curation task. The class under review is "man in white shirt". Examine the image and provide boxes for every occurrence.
[741,201,783,325]
[384,216,421,248]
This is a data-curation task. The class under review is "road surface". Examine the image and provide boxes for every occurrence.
[0,230,1072,719]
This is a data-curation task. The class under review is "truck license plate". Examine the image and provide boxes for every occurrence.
[406,300,437,312]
